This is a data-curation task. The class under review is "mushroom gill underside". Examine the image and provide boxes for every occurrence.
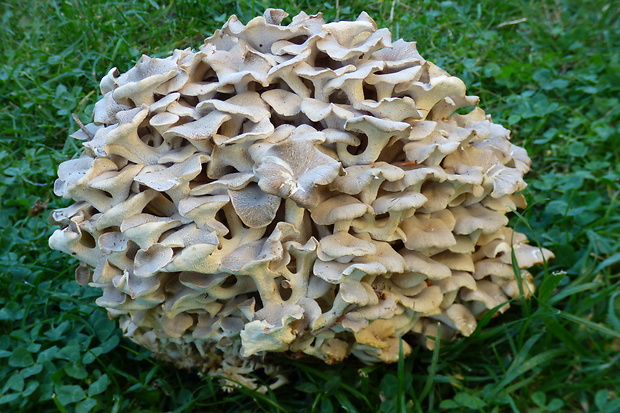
[49,9,553,390]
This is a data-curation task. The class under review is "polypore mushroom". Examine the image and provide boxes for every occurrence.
[50,9,553,390]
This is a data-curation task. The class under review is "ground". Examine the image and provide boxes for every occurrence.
[0,0,618,412]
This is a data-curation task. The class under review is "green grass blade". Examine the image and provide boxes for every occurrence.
[397,338,406,413]
[417,325,441,408]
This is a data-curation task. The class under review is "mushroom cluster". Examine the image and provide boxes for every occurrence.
[50,9,553,389]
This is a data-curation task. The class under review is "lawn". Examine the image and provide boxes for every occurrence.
[0,0,618,412]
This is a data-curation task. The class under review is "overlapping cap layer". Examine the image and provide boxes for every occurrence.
[50,9,553,390]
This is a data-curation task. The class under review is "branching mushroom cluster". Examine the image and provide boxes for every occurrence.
[50,9,553,389]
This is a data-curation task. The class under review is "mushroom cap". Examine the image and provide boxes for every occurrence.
[317,232,377,262]
[310,194,370,225]
[400,211,457,251]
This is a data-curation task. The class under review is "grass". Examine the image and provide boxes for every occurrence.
[0,0,618,411]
